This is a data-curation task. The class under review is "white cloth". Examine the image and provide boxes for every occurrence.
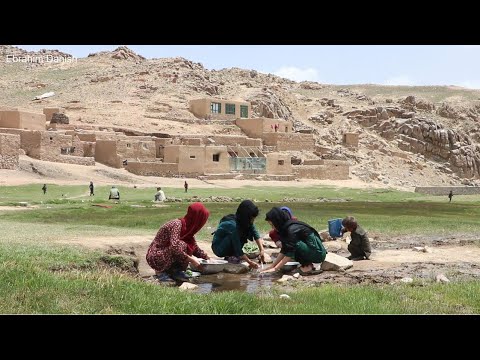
[155,190,166,201]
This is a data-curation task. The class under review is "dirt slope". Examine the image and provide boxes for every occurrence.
[1,45,480,188]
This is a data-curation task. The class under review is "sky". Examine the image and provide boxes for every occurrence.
[16,45,480,89]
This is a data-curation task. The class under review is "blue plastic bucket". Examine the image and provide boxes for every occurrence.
[328,218,343,238]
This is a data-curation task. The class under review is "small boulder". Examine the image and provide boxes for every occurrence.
[179,282,198,291]
[320,253,353,271]
[277,275,295,283]
[223,263,249,274]
[436,274,450,283]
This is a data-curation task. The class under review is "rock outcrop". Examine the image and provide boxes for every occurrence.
[345,106,480,178]
[247,90,293,120]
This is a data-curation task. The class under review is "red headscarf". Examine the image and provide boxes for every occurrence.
[179,202,210,255]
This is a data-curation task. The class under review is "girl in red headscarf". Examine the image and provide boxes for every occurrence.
[146,202,210,282]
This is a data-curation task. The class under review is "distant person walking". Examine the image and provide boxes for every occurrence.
[109,186,120,200]
[184,181,189,193]
[89,181,94,196]
[448,190,453,203]
[42,184,47,195]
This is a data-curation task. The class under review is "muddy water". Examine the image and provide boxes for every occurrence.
[191,271,283,294]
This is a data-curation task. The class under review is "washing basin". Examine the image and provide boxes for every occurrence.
[198,259,228,274]
[281,261,300,272]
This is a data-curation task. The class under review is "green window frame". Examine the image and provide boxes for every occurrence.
[225,103,236,115]
[211,102,221,114]
[240,105,248,118]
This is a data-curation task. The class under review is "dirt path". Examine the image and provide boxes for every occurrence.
[0,156,415,192]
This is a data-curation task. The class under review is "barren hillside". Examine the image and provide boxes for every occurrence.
[1,45,480,188]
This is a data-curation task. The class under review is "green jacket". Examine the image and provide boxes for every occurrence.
[211,218,260,257]
[280,220,327,265]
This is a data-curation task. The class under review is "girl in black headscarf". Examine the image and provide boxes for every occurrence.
[211,200,265,268]
[262,207,327,275]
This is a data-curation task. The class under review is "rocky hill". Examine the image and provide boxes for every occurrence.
[1,45,479,188]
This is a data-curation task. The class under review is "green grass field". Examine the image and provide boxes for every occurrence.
[1,184,480,314]
[2,184,480,238]
[2,242,479,314]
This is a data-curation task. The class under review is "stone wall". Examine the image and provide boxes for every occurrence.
[95,131,121,140]
[323,161,349,179]
[303,159,324,165]
[245,138,262,147]
[414,186,480,195]
[294,166,327,179]
[0,155,17,169]
[294,160,349,180]
[126,162,179,176]
[164,145,180,163]
[83,142,95,157]
[39,132,74,161]
[262,133,315,151]
[72,136,84,157]
[0,133,20,169]
[95,140,121,168]
[0,128,23,136]
[76,133,96,142]
[265,175,295,181]
[261,118,292,133]
[182,138,202,146]
[56,155,95,166]
[116,138,156,161]
[177,146,205,174]
[165,134,263,149]
[0,110,46,131]
[235,117,292,139]
[47,123,87,131]
[204,146,230,174]
[235,118,263,138]
[314,145,332,156]
[155,137,174,158]
[43,107,65,123]
[266,153,292,175]
[20,131,42,158]
[5,130,94,165]
[211,135,249,146]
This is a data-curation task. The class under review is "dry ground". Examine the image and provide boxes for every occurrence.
[0,155,404,190]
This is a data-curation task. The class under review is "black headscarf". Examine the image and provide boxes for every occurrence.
[266,207,322,254]
[265,207,291,235]
[235,200,259,244]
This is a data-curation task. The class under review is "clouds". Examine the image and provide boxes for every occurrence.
[382,76,480,89]
[383,75,416,86]
[273,66,320,82]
